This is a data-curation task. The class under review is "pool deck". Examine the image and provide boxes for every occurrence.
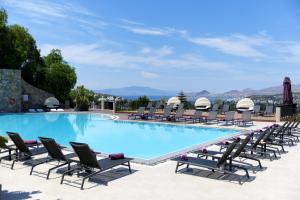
[1,111,299,200]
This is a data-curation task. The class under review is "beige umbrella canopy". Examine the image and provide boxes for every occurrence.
[194,97,211,110]
[44,97,60,108]
[236,98,254,111]
[167,97,181,107]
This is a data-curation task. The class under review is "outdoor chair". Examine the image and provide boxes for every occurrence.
[61,142,132,190]
[29,137,77,179]
[172,140,249,184]
[6,132,47,169]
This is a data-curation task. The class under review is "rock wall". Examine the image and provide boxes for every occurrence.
[0,68,55,112]
[0,69,22,112]
[22,79,53,108]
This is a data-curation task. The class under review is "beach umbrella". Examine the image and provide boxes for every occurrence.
[44,97,60,108]
[283,77,293,105]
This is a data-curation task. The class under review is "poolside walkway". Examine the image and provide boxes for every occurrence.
[1,139,300,200]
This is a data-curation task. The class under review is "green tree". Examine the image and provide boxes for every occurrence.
[178,91,187,104]
[137,96,150,107]
[0,9,77,102]
[43,49,77,101]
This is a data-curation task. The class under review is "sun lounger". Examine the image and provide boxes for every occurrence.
[61,142,132,190]
[194,134,262,171]
[173,141,249,184]
[144,107,156,120]
[29,137,77,179]
[221,104,229,114]
[253,105,261,115]
[155,107,172,121]
[6,132,47,169]
[186,110,203,123]
[204,111,218,124]
[236,111,253,126]
[128,107,145,119]
[264,105,274,116]
[218,111,235,125]
[172,108,186,122]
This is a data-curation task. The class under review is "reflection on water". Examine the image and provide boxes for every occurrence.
[0,113,238,159]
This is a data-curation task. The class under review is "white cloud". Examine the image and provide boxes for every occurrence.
[2,0,93,19]
[121,26,170,36]
[141,71,159,78]
[40,43,228,71]
[185,33,268,58]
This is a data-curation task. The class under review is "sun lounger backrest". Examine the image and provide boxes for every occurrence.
[148,107,156,115]
[7,132,31,154]
[216,141,237,168]
[155,103,162,109]
[207,111,217,120]
[252,130,268,148]
[177,104,184,110]
[222,104,229,112]
[242,111,251,122]
[163,107,172,117]
[225,111,235,121]
[175,108,185,117]
[193,110,202,118]
[253,105,260,113]
[137,107,145,114]
[39,137,65,161]
[70,142,99,169]
[265,105,273,114]
[231,134,251,158]
[212,104,219,111]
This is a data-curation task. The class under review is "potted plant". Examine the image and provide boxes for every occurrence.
[72,86,94,111]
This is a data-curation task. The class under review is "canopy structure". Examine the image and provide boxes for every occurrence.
[283,77,293,105]
[236,98,254,112]
[44,97,60,108]
[194,97,211,110]
[167,97,181,107]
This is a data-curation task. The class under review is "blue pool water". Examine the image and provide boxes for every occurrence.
[0,113,238,160]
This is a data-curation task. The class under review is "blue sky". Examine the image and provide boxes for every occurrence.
[1,0,300,93]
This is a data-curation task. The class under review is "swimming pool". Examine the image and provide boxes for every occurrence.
[0,113,240,164]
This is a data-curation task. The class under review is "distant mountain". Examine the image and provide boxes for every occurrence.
[94,84,300,100]
[221,84,300,97]
[95,86,177,96]
[195,90,210,96]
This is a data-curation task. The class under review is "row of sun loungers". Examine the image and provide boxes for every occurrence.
[172,119,300,184]
[128,107,254,126]
[0,132,132,190]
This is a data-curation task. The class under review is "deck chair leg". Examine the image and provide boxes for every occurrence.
[11,160,16,170]
[81,170,102,190]
[30,159,50,175]
[128,162,132,173]
[47,162,67,179]
[61,167,79,184]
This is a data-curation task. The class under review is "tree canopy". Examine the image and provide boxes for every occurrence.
[0,8,77,101]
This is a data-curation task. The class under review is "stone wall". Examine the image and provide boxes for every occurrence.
[0,69,22,112]
[22,79,54,108]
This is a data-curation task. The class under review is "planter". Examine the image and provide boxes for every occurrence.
[75,104,89,111]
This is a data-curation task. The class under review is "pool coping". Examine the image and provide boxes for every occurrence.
[1,112,254,166]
